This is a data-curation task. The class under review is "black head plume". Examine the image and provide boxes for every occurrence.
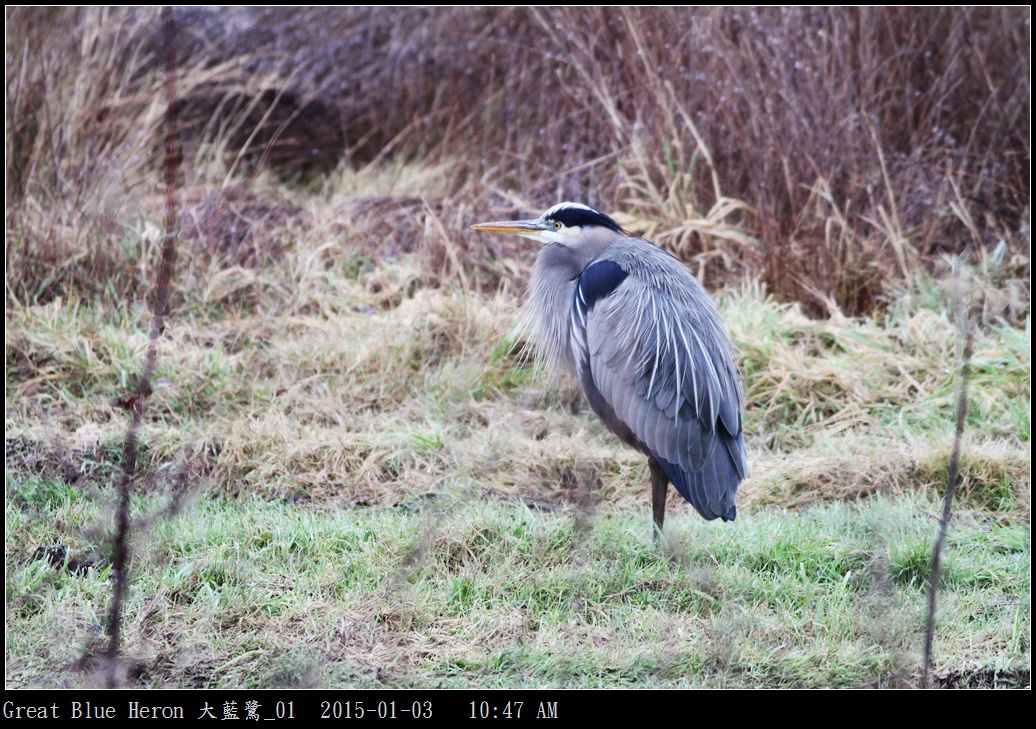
[543,202,623,234]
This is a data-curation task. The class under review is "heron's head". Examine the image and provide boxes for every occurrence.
[472,202,625,246]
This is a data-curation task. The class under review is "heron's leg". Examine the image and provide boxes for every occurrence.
[649,458,668,543]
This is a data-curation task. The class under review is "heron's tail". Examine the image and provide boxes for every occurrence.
[658,432,743,521]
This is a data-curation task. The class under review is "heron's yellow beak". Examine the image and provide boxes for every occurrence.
[471,219,552,238]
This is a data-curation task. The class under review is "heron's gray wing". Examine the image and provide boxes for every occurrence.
[582,270,746,520]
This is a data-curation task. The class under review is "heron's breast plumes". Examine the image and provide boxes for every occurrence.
[524,248,579,378]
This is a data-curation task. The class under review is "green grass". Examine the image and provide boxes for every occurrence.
[5,481,1029,688]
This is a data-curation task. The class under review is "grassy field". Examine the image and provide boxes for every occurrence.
[5,8,1030,689]
[6,482,1030,689]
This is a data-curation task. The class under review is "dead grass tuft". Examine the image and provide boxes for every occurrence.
[743,435,1030,519]
[182,184,303,269]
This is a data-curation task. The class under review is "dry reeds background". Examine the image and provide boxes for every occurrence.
[6,7,1030,314]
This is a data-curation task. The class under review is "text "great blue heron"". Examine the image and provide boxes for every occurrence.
[473,202,747,537]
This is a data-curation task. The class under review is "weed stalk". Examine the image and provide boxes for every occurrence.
[921,261,975,689]
[104,6,181,686]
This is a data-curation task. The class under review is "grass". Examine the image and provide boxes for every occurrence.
[7,275,1029,509]
[5,253,1030,687]
[6,482,1029,689]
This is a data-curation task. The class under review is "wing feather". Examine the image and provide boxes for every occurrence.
[578,241,745,521]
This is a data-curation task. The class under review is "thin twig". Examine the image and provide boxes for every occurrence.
[921,261,975,689]
[104,6,181,687]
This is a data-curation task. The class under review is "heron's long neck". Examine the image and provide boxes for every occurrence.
[528,240,610,375]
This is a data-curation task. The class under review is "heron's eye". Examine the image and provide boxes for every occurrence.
[553,221,562,231]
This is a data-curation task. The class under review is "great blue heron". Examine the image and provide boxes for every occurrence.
[473,202,747,537]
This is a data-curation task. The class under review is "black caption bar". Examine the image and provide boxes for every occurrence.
[3,691,647,723]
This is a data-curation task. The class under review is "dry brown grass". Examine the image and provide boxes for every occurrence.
[7,7,1029,315]
[742,435,1030,520]
[6,273,1029,525]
